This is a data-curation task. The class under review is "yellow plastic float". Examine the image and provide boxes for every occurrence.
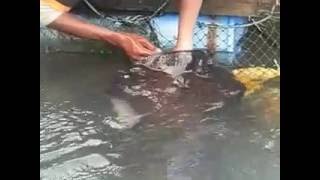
[232,67,280,96]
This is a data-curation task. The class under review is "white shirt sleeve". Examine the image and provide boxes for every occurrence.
[40,1,64,26]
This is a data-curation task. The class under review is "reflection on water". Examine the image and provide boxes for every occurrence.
[40,46,279,180]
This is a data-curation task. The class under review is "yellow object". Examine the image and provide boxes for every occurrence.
[41,0,70,12]
[232,67,280,96]
[40,0,71,26]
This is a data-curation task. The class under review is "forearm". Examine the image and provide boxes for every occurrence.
[176,0,203,49]
[48,13,119,45]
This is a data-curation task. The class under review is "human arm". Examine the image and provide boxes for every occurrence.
[175,0,203,51]
[40,0,156,60]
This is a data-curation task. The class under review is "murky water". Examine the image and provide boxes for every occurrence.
[40,41,279,180]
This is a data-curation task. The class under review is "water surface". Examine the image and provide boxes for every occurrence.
[40,41,279,180]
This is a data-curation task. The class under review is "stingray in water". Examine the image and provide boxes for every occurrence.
[106,49,246,129]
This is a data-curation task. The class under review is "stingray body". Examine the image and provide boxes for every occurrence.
[106,50,245,128]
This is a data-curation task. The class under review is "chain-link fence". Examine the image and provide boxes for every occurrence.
[40,0,280,95]
[152,15,280,69]
[201,13,280,95]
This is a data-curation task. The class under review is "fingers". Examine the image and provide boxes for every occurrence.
[126,45,150,61]
[131,40,156,57]
[138,39,156,51]
[120,33,161,61]
[130,55,143,61]
[124,33,156,51]
[130,47,155,61]
[134,35,156,51]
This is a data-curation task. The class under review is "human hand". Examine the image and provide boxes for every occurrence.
[108,32,157,60]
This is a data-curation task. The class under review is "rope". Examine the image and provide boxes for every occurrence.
[83,0,105,18]
[82,0,279,29]
[82,0,170,24]
[204,4,279,28]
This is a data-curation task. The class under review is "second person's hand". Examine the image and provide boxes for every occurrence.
[106,32,157,60]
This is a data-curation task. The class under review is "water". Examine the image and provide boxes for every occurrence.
[40,41,279,180]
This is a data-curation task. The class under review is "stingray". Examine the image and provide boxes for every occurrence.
[106,49,245,129]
